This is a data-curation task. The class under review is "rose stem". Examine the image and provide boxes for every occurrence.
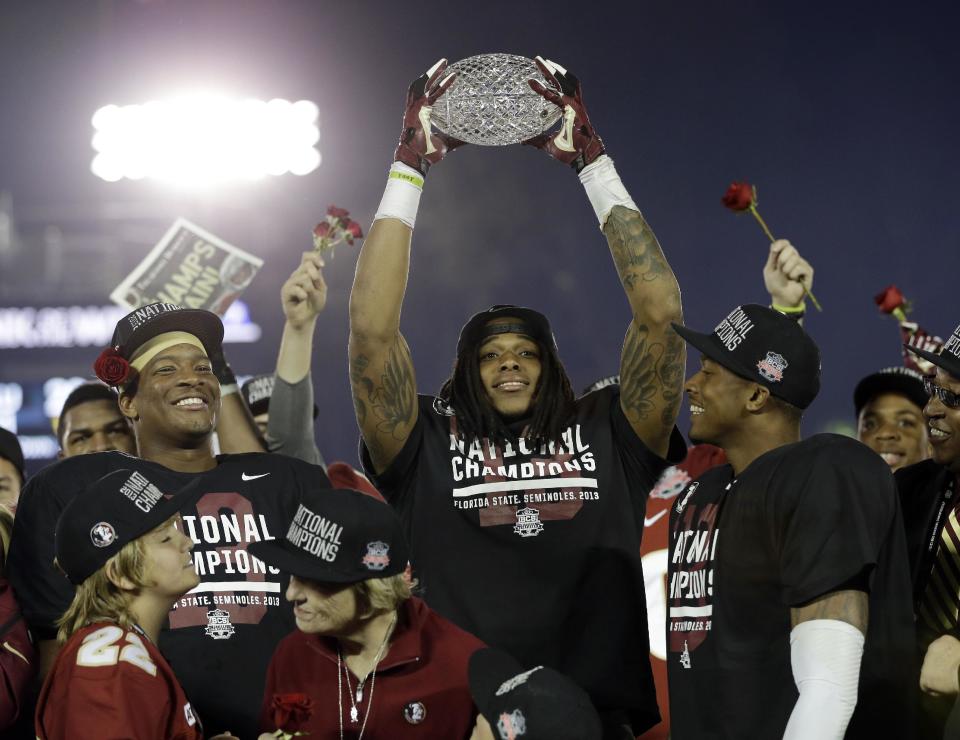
[750,205,823,311]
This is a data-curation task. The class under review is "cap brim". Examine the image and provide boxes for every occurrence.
[247,539,368,584]
[905,344,960,377]
[670,322,758,383]
[124,309,224,359]
[853,370,928,415]
[468,648,525,723]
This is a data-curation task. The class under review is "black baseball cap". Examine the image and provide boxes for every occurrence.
[249,487,408,584]
[55,468,194,585]
[110,303,223,364]
[241,373,319,420]
[906,322,960,379]
[469,648,602,740]
[853,367,928,416]
[456,305,557,358]
[0,428,24,485]
[672,304,821,409]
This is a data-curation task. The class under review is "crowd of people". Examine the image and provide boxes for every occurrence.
[0,56,957,739]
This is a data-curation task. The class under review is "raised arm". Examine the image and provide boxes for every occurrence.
[349,60,461,473]
[525,57,683,457]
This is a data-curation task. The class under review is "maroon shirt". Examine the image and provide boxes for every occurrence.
[260,597,483,738]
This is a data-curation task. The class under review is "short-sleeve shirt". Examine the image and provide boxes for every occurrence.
[9,450,330,739]
[36,621,202,740]
[362,386,685,733]
[666,434,916,739]
[260,597,483,738]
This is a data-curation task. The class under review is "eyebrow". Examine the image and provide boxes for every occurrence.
[151,352,210,365]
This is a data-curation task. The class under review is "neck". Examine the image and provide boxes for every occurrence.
[339,609,398,668]
[127,593,178,644]
[722,420,801,476]
[136,435,217,472]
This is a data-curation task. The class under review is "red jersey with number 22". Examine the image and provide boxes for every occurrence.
[36,621,202,740]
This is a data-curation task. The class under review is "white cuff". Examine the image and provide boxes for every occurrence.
[577,154,640,229]
[782,619,864,740]
[374,162,424,229]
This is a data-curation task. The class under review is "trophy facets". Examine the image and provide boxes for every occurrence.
[431,53,563,146]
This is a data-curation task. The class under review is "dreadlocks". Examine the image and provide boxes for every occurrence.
[438,335,575,448]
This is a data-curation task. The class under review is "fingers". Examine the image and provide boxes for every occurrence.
[533,56,560,87]
[521,132,550,149]
[424,58,449,92]
[528,79,563,107]
[426,71,457,104]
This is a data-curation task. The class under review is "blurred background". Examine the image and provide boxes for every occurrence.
[1,0,957,475]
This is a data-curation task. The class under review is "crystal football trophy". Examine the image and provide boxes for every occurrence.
[430,53,563,146]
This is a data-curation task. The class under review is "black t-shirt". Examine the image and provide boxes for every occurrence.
[666,434,916,740]
[896,459,959,740]
[361,386,685,733]
[8,450,330,740]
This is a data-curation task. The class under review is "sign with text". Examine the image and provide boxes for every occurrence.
[110,219,262,316]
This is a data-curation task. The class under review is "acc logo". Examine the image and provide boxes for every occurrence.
[513,507,544,538]
[675,482,700,514]
[204,608,235,640]
[757,351,788,383]
[497,709,527,739]
[90,522,116,548]
[361,541,391,571]
[403,701,427,725]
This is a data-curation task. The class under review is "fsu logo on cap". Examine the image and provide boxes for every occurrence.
[361,541,391,571]
[757,351,789,383]
[90,522,117,548]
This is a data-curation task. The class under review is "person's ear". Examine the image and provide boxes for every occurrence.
[745,384,772,413]
[118,391,138,422]
[104,557,138,592]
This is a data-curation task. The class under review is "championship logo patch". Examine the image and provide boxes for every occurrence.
[361,541,391,571]
[90,522,117,548]
[497,709,527,739]
[650,465,692,500]
[513,507,544,538]
[204,608,235,640]
[403,701,427,725]
[757,351,788,383]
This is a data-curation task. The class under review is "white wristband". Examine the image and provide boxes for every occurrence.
[374,162,424,229]
[220,383,239,398]
[577,154,640,230]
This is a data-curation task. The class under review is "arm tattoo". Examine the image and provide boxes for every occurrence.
[791,589,868,632]
[604,206,672,296]
[370,342,416,439]
[349,353,370,428]
[621,323,685,429]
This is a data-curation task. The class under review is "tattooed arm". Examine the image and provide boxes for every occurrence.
[604,205,684,458]
[349,218,419,474]
[790,589,868,631]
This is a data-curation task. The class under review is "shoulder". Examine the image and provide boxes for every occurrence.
[895,458,945,493]
[26,451,129,490]
[574,385,618,414]
[772,434,885,475]
[58,623,167,683]
[412,598,485,656]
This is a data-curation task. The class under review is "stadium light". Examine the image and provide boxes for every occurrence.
[90,95,321,186]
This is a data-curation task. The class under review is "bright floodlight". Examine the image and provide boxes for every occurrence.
[90,95,321,186]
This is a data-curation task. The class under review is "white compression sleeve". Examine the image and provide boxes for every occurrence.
[374,162,424,229]
[577,154,639,230]
[782,619,865,740]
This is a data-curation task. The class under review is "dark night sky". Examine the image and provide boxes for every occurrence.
[1,0,957,470]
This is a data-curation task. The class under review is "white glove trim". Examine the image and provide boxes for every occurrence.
[782,618,864,740]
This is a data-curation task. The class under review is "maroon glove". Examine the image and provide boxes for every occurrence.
[394,59,465,175]
[523,56,605,172]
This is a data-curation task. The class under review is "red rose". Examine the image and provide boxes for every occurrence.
[874,284,906,314]
[344,220,363,245]
[721,181,755,212]
[326,205,350,219]
[270,693,313,730]
[312,222,331,239]
[93,348,131,387]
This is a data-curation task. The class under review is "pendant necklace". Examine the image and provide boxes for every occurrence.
[337,612,397,739]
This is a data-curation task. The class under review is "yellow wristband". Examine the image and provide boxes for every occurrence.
[388,169,424,190]
[772,302,806,315]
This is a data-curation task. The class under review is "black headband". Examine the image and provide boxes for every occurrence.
[480,322,534,342]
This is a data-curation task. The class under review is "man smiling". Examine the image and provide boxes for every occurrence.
[895,322,960,739]
[9,302,331,738]
[349,58,686,737]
